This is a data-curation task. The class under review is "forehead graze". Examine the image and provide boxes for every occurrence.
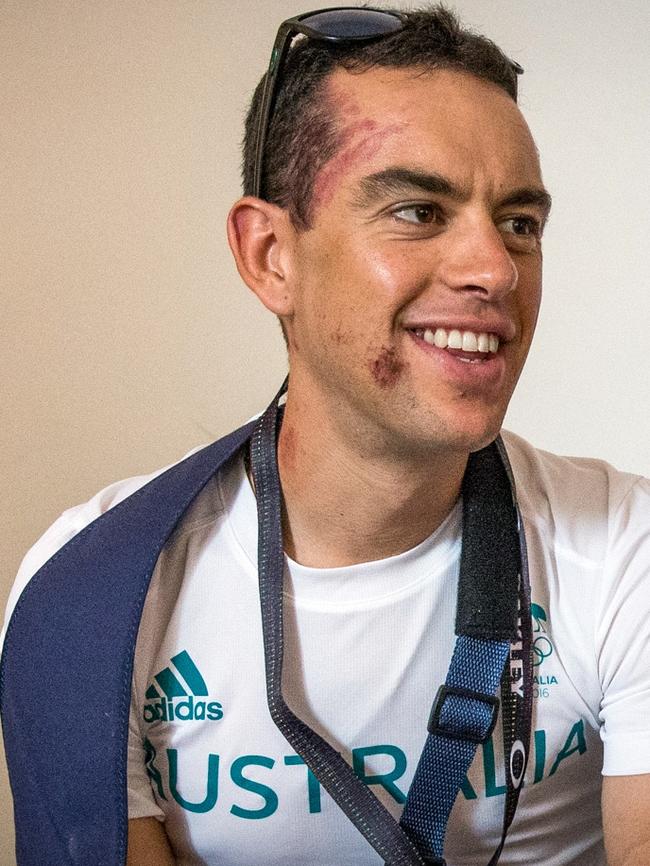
[308,82,405,218]
[307,69,547,221]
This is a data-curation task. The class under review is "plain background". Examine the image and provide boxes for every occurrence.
[1,1,648,861]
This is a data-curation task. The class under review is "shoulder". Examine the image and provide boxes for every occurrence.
[501,429,649,560]
[501,429,648,515]
[1,444,210,644]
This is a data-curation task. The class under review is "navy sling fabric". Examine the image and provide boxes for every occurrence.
[250,392,426,866]
[0,396,528,866]
[399,636,509,863]
[0,420,255,866]
[248,390,525,866]
[400,438,526,864]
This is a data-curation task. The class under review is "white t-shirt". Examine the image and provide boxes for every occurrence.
[4,430,650,866]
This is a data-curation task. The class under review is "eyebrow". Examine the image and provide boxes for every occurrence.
[499,187,553,219]
[355,167,466,206]
[354,166,552,218]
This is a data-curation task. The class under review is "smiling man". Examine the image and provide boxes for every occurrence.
[230,63,547,571]
[2,6,650,866]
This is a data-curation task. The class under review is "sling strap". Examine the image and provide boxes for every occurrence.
[400,437,532,866]
[1,421,256,866]
[1,385,532,865]
[251,389,425,866]
[249,383,532,866]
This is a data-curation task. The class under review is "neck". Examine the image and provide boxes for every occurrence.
[276,389,468,569]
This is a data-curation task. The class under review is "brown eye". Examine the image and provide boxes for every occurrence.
[393,204,439,224]
[500,216,541,237]
[513,217,532,235]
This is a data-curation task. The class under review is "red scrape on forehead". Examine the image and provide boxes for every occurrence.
[330,86,362,118]
[311,86,404,214]
[370,347,406,389]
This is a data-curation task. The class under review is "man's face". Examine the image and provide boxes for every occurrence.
[283,67,549,456]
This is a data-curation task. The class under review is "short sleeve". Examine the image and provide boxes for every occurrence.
[597,477,650,775]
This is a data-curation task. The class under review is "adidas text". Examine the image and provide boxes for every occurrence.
[143,695,223,724]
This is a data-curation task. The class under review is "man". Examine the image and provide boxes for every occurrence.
[2,6,650,866]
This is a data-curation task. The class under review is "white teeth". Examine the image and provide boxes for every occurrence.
[462,331,478,352]
[416,328,500,354]
[433,329,448,348]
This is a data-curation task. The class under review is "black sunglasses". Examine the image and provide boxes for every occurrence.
[251,6,524,201]
[252,7,405,200]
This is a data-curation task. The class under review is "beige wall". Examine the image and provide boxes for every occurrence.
[1,1,648,861]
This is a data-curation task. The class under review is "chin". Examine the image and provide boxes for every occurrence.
[385,414,502,460]
[430,409,506,455]
[394,380,512,456]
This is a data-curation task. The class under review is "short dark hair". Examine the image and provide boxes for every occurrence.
[242,4,521,230]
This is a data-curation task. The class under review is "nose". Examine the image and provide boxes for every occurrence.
[438,217,519,301]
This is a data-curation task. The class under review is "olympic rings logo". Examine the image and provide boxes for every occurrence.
[532,636,553,667]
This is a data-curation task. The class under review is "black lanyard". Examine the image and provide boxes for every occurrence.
[249,383,533,865]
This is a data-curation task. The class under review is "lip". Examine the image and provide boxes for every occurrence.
[402,317,517,343]
[406,328,508,391]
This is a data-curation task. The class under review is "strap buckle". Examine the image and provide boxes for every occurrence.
[428,684,499,745]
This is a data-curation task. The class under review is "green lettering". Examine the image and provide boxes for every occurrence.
[533,729,546,783]
[549,720,587,777]
[230,755,278,819]
[175,696,193,721]
[168,748,218,813]
[143,738,167,801]
[352,745,407,804]
[142,706,157,724]
[207,701,223,721]
[482,738,507,798]
[460,776,478,800]
[284,754,322,813]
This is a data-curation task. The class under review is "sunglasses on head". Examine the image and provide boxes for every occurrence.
[252,7,405,200]
[251,6,524,201]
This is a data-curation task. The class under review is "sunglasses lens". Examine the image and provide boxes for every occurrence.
[302,9,403,39]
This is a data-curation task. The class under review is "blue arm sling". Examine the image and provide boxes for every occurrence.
[0,420,256,866]
[0,388,531,866]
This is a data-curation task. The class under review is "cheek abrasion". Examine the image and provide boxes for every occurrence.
[370,347,405,388]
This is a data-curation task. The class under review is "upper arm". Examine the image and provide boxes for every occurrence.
[602,775,650,866]
[127,817,176,866]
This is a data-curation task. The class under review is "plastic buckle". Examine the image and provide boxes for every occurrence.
[428,684,499,745]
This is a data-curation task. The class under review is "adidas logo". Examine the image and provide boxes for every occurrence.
[143,650,223,723]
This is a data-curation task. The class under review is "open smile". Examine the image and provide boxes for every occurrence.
[410,327,500,356]
[406,327,509,387]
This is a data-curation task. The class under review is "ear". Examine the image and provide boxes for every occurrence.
[226,196,296,317]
